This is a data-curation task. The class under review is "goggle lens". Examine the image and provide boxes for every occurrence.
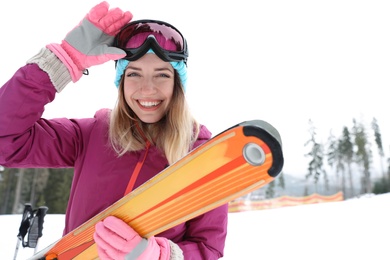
[114,20,187,62]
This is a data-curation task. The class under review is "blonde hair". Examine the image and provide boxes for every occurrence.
[109,70,199,165]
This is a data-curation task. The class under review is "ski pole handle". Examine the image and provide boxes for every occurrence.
[37,206,48,238]
[27,206,49,248]
[14,203,34,259]
[18,204,33,247]
[34,206,49,254]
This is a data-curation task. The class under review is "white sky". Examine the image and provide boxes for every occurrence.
[3,193,389,259]
[1,0,390,178]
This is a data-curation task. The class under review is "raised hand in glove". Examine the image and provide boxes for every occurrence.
[94,216,172,260]
[47,1,132,82]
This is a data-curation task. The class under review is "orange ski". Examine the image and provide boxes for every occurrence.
[30,120,284,260]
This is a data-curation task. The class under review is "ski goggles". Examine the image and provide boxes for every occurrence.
[114,19,188,64]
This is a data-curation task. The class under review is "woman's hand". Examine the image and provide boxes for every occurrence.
[94,216,172,260]
[47,1,132,82]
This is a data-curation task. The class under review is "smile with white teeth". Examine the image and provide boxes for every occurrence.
[138,100,162,108]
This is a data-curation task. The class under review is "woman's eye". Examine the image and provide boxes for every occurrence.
[158,73,170,78]
[126,72,139,77]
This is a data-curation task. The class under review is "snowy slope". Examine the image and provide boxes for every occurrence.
[2,193,389,259]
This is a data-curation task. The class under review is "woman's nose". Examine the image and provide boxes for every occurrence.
[140,79,157,94]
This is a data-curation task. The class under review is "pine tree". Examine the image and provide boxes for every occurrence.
[265,180,275,199]
[339,126,355,198]
[326,130,346,196]
[352,118,373,194]
[371,117,386,179]
[305,119,328,191]
[277,171,285,190]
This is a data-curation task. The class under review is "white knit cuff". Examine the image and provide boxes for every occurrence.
[27,47,72,93]
[169,240,184,260]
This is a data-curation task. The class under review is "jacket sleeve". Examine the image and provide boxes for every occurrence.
[0,59,84,168]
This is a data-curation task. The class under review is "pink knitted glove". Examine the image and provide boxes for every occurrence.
[47,1,132,82]
[94,216,171,260]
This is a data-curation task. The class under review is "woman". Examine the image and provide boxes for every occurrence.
[0,2,227,259]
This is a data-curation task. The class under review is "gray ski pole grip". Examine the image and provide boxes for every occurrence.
[27,206,49,248]
[37,206,48,238]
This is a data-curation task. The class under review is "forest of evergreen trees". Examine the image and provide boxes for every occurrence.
[0,168,73,214]
[1,117,389,214]
[303,116,390,198]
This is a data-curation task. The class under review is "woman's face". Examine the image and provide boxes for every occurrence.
[123,54,175,123]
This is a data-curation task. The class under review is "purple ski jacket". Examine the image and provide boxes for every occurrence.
[0,64,228,259]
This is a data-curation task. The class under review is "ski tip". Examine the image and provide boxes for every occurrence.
[240,120,284,178]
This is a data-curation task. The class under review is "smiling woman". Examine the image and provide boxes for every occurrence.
[0,2,228,259]
[1,0,390,179]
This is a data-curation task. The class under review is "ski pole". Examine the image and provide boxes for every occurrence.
[13,203,33,260]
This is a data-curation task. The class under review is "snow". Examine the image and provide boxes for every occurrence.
[2,193,389,259]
